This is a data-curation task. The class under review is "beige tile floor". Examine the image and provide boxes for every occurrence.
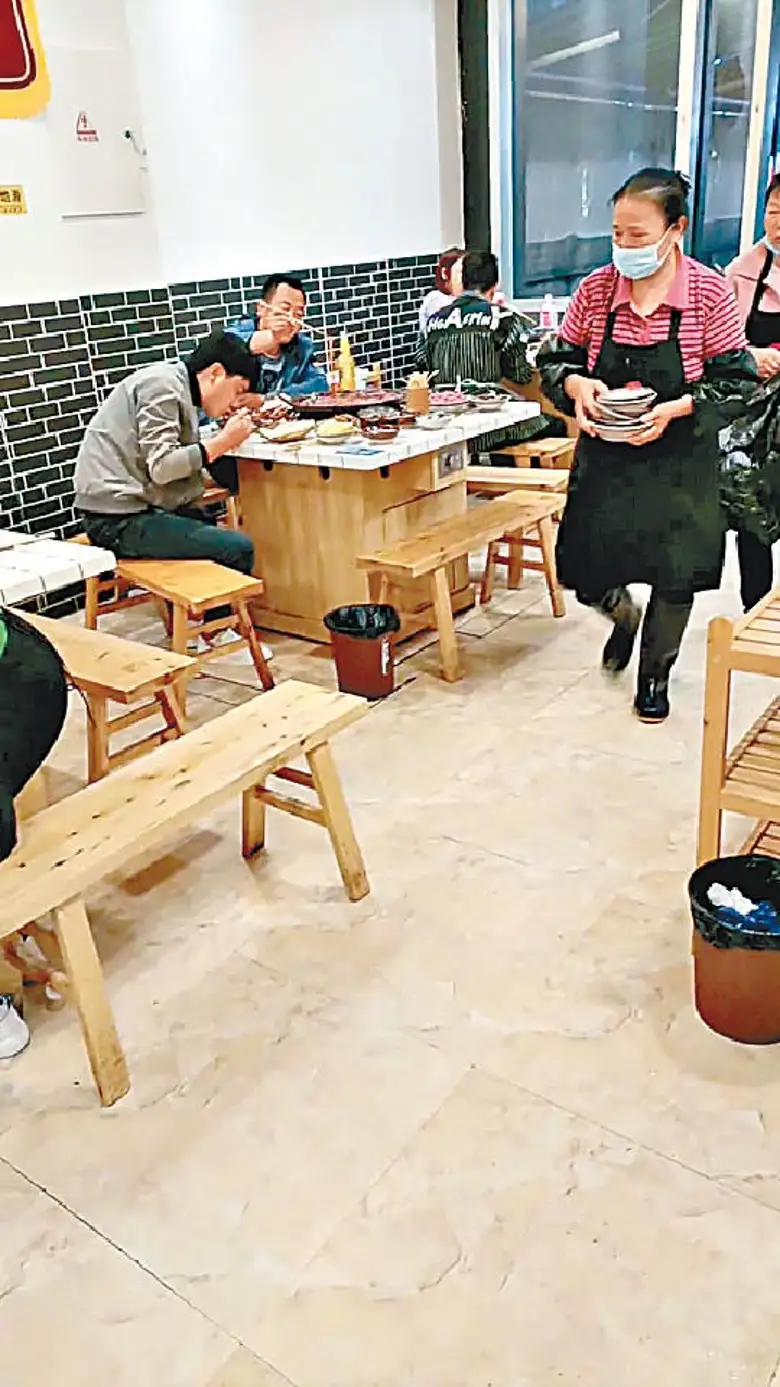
[4,544,780,1386]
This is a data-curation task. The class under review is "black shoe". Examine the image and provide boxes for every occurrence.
[634,675,670,723]
[602,602,641,675]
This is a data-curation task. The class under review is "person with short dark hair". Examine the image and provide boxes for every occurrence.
[74,328,257,576]
[417,249,563,448]
[419,247,464,330]
[538,167,758,723]
[226,274,328,398]
[722,173,780,609]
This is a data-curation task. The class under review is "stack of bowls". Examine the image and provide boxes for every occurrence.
[593,386,656,443]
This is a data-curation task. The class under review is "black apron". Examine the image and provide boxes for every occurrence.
[557,304,724,600]
[745,247,780,348]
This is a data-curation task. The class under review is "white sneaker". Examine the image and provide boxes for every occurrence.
[0,997,30,1060]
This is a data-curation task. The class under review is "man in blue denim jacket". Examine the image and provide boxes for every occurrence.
[225,273,327,398]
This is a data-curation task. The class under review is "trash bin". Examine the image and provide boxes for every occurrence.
[689,854,780,1043]
[324,604,401,700]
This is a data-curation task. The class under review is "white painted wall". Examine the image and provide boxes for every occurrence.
[124,0,461,282]
[0,0,161,305]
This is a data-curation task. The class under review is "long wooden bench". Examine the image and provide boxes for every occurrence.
[0,680,368,1106]
[13,609,195,781]
[357,492,564,682]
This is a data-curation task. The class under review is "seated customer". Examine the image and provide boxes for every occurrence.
[417,250,565,451]
[419,247,464,331]
[75,329,257,574]
[226,274,328,398]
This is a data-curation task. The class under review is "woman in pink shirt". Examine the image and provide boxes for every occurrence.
[723,175,780,608]
[539,168,757,723]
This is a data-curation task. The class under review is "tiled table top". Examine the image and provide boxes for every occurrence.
[231,401,540,471]
[0,530,115,606]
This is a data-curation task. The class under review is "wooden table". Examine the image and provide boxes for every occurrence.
[230,402,540,643]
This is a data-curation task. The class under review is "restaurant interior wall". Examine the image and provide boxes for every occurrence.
[0,0,462,559]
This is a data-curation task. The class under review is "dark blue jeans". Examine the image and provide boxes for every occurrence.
[81,507,254,573]
[81,507,255,622]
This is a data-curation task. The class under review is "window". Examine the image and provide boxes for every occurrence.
[693,0,759,267]
[513,0,683,293]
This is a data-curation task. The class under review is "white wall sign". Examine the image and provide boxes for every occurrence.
[46,45,146,217]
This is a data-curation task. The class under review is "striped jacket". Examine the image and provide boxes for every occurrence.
[416,293,533,388]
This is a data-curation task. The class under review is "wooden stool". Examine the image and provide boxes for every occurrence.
[113,559,274,693]
[73,534,154,628]
[480,516,565,618]
[499,438,576,470]
[201,485,241,530]
[12,609,194,782]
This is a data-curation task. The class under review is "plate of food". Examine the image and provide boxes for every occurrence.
[316,416,360,444]
[253,400,295,429]
[430,389,469,414]
[259,419,315,444]
[416,412,451,431]
[294,390,402,418]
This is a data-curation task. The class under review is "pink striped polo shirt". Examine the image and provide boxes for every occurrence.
[561,254,747,383]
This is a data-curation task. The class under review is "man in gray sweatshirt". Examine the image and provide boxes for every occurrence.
[75,329,257,573]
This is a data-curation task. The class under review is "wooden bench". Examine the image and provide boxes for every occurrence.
[12,609,195,782]
[498,437,576,469]
[466,465,570,499]
[357,493,564,682]
[0,680,369,1106]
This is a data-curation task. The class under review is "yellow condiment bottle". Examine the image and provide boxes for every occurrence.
[337,332,356,392]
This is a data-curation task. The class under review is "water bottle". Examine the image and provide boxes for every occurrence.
[539,293,558,331]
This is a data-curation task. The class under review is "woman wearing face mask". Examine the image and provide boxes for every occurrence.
[722,175,780,609]
[538,168,757,723]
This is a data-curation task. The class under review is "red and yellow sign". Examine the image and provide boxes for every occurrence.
[0,0,49,118]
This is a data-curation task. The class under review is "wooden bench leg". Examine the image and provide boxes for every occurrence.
[697,617,732,865]
[306,742,369,902]
[507,536,525,590]
[537,515,566,618]
[159,684,187,738]
[430,567,461,682]
[84,575,99,630]
[367,571,390,605]
[86,693,111,782]
[242,782,267,858]
[52,897,129,1107]
[480,542,499,606]
[236,600,275,691]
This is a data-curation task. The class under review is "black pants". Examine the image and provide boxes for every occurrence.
[597,585,693,679]
[735,529,774,613]
[0,610,68,861]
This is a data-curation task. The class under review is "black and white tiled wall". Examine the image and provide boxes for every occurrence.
[0,253,438,546]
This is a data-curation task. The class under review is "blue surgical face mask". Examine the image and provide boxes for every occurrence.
[765,235,780,257]
[612,231,673,282]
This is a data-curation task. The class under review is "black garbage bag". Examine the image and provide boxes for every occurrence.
[324,605,401,639]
